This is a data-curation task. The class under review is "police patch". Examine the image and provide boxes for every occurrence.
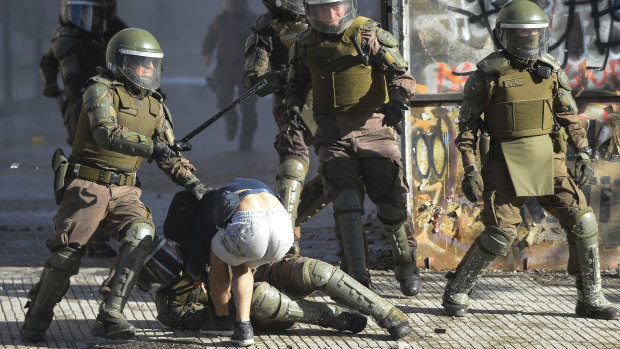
[503,78,524,88]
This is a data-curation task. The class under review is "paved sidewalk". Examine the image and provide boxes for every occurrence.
[1,267,618,349]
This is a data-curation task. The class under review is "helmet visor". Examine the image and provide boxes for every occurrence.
[120,52,163,90]
[281,0,305,14]
[498,24,549,60]
[306,0,357,34]
[64,2,107,33]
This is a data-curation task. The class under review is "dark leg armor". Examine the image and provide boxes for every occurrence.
[333,189,371,286]
[21,246,84,342]
[301,259,413,340]
[275,156,308,255]
[91,220,156,339]
[377,203,421,296]
[295,174,331,227]
[566,208,619,320]
[250,282,367,333]
[442,226,513,317]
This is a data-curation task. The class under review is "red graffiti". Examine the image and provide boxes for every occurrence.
[564,57,619,89]
[435,61,476,93]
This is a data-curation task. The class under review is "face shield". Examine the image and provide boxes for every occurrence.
[63,1,107,33]
[280,0,305,15]
[118,50,163,90]
[306,0,357,34]
[497,23,549,61]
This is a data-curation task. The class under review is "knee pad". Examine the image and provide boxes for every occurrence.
[250,282,282,319]
[276,157,308,182]
[333,189,363,215]
[566,208,598,241]
[376,203,407,228]
[46,246,84,277]
[120,218,155,248]
[301,259,336,290]
[476,226,513,257]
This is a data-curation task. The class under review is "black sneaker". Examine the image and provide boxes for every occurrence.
[231,321,254,347]
[200,315,233,336]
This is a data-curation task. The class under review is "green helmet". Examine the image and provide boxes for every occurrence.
[305,0,358,34]
[106,28,164,90]
[61,0,108,33]
[494,0,549,61]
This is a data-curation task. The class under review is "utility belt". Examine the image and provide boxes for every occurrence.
[66,163,139,187]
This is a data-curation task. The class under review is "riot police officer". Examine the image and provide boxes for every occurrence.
[443,0,619,320]
[242,0,311,253]
[40,0,119,258]
[286,0,421,296]
[40,0,108,145]
[21,28,214,342]
[203,0,258,150]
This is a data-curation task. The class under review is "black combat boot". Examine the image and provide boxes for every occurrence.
[21,247,83,342]
[442,227,511,317]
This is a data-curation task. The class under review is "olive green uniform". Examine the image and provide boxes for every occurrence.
[286,17,418,290]
[242,8,312,243]
[202,8,258,150]
[456,51,588,235]
[22,72,199,341]
[444,50,619,319]
[40,22,106,145]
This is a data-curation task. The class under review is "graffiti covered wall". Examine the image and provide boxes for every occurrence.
[401,0,619,270]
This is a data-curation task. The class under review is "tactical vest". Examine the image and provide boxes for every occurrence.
[307,16,388,114]
[72,75,162,173]
[270,19,307,69]
[484,63,555,139]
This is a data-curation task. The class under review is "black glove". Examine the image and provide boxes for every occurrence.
[256,70,287,97]
[151,141,177,164]
[287,105,308,132]
[377,100,408,127]
[462,165,484,203]
[184,175,216,201]
[574,146,594,188]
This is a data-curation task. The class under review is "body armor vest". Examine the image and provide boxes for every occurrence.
[485,66,555,139]
[72,76,162,173]
[307,16,388,114]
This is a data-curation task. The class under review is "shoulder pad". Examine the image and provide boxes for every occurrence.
[253,11,274,32]
[51,27,77,59]
[375,27,398,47]
[557,69,572,90]
[88,74,117,87]
[360,18,381,32]
[539,53,562,71]
[53,25,80,39]
[477,51,510,74]
[82,80,111,106]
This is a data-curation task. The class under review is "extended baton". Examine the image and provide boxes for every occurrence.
[172,78,268,152]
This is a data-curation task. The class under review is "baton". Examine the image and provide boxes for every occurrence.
[172,78,268,152]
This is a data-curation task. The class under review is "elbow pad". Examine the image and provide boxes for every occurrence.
[93,125,153,158]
